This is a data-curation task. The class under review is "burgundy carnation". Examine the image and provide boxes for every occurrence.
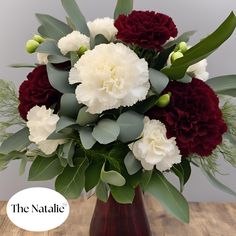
[18,65,62,120]
[147,78,227,157]
[114,10,178,51]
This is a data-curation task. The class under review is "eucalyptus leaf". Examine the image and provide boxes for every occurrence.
[162,12,236,80]
[179,74,193,83]
[60,93,82,118]
[117,111,144,143]
[28,156,64,181]
[110,184,135,204]
[206,75,236,96]
[124,151,142,175]
[62,141,75,166]
[55,157,89,199]
[36,40,61,55]
[100,163,126,187]
[0,128,30,154]
[79,127,96,150]
[48,55,69,64]
[19,158,27,176]
[90,34,109,49]
[201,167,236,197]
[146,170,189,223]
[114,0,133,19]
[61,0,90,36]
[85,162,103,192]
[9,64,36,68]
[47,63,75,93]
[36,14,72,40]
[96,181,109,202]
[77,106,99,126]
[149,68,169,95]
[55,116,77,133]
[92,119,120,144]
[164,31,196,49]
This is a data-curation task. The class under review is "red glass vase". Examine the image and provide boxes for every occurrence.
[89,187,151,236]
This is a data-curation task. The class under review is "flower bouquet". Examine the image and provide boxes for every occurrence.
[1,0,236,235]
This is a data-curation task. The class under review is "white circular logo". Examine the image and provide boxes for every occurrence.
[7,187,70,232]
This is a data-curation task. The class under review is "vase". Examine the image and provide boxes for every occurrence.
[89,187,151,236]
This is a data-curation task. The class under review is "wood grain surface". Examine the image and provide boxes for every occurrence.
[0,195,236,236]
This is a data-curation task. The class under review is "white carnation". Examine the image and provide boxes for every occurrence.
[69,43,149,114]
[26,106,64,154]
[58,31,90,55]
[129,117,181,172]
[87,17,118,42]
[37,53,49,65]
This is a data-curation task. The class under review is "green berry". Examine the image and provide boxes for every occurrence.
[25,40,39,54]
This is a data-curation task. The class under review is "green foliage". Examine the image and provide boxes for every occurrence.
[132,95,158,114]
[0,80,25,144]
[36,14,72,40]
[90,34,109,49]
[207,75,236,96]
[36,40,62,55]
[171,158,191,192]
[79,127,96,150]
[149,69,170,95]
[124,151,142,175]
[28,156,64,181]
[96,181,109,202]
[117,111,144,143]
[92,119,120,144]
[162,12,236,80]
[55,156,89,199]
[114,0,133,19]
[110,183,135,204]
[77,106,99,126]
[61,0,90,36]
[146,170,189,223]
[55,116,77,133]
[101,163,126,186]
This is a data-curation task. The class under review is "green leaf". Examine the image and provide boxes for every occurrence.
[140,170,153,191]
[96,181,109,202]
[178,74,193,84]
[0,128,30,154]
[36,14,72,40]
[162,12,236,80]
[79,127,96,150]
[47,63,75,93]
[164,31,196,49]
[206,75,236,96]
[77,106,99,126]
[19,158,27,176]
[48,55,69,64]
[132,95,158,114]
[110,184,135,204]
[9,64,36,68]
[172,159,191,192]
[61,141,75,167]
[55,157,89,199]
[117,111,144,143]
[90,34,109,49]
[61,0,90,36]
[92,119,120,144]
[36,40,61,55]
[146,170,189,223]
[85,162,103,192]
[124,151,142,175]
[114,0,133,19]
[28,156,64,181]
[201,166,236,197]
[128,171,142,188]
[100,163,126,187]
[149,68,169,95]
[55,116,77,133]
[60,93,82,118]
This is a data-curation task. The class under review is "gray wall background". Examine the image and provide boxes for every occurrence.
[0,0,236,201]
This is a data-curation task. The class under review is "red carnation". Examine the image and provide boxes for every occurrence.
[18,65,62,120]
[114,10,178,51]
[147,78,227,157]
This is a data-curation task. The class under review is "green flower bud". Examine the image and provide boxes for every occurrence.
[178,42,188,53]
[171,51,184,63]
[78,46,88,56]
[25,40,39,54]
[33,35,45,44]
[156,93,171,108]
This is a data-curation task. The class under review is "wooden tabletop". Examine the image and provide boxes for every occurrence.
[0,194,236,236]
